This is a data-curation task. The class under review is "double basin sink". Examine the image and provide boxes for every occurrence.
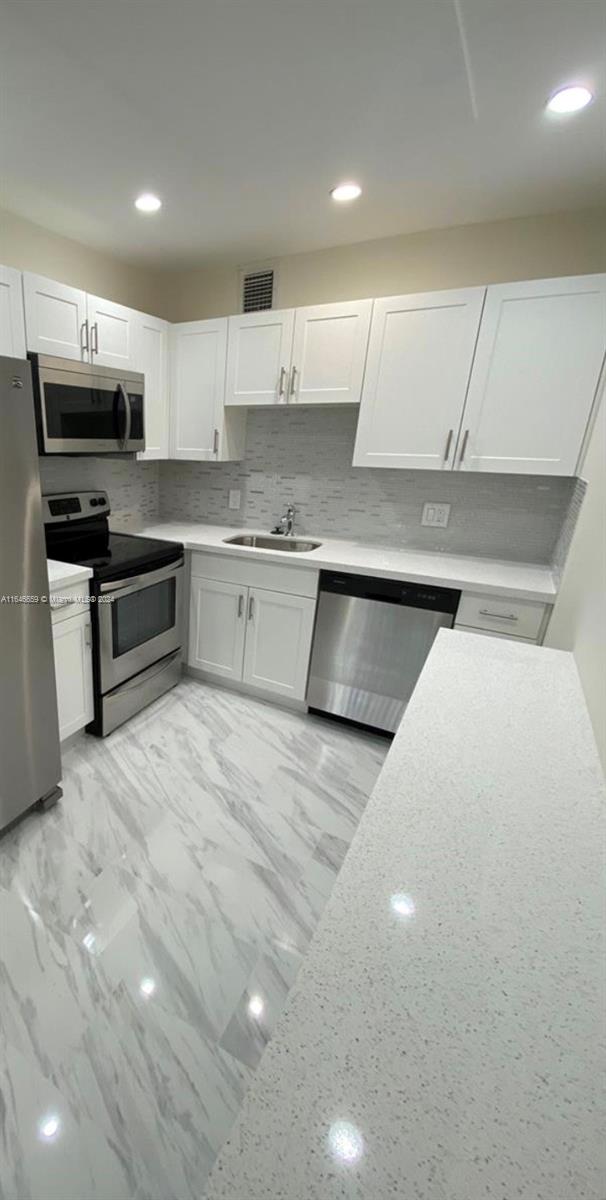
[223,533,321,554]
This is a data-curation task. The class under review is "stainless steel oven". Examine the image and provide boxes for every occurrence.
[29,353,145,454]
[97,557,184,694]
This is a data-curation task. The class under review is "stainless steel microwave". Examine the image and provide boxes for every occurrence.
[29,353,145,454]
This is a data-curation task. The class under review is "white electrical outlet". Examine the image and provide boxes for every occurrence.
[228,489,241,511]
[421,502,451,528]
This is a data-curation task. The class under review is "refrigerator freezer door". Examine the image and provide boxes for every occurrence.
[0,356,61,830]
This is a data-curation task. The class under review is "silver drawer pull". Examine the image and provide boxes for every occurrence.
[289,366,298,398]
[50,598,71,610]
[247,595,254,621]
[278,366,286,399]
[479,609,518,621]
[238,593,244,618]
[459,428,469,464]
[443,428,453,462]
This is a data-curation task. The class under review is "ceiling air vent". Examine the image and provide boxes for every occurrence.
[242,267,274,313]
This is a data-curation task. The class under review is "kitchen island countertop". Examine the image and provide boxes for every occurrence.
[204,629,604,1200]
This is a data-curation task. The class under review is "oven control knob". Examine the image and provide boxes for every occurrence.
[90,498,98,506]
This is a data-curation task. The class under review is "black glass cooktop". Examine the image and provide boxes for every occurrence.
[46,529,183,583]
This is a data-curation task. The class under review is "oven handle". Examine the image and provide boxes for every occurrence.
[117,381,132,449]
[99,557,184,595]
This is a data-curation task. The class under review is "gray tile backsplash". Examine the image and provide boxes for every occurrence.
[159,407,577,565]
[38,456,159,527]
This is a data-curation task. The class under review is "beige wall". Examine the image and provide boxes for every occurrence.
[0,207,166,316]
[546,395,606,772]
[161,207,606,321]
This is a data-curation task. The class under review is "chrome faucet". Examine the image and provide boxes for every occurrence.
[272,503,296,537]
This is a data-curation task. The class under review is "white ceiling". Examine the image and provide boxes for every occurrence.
[0,0,604,267]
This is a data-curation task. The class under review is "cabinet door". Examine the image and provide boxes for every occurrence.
[189,577,247,679]
[0,265,26,358]
[170,319,227,460]
[88,294,137,370]
[135,312,169,460]
[242,588,316,700]
[457,275,606,475]
[52,614,94,740]
[225,309,295,406]
[352,288,485,470]
[23,272,88,361]
[289,299,372,405]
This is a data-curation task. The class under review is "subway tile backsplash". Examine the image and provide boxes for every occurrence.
[159,407,577,565]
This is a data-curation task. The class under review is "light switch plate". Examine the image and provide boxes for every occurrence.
[421,502,451,528]
[228,489,241,510]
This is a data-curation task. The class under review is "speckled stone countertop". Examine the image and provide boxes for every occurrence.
[128,520,556,602]
[46,558,93,590]
[204,630,605,1200]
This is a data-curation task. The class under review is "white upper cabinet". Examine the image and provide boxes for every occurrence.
[23,272,88,361]
[225,309,295,406]
[456,275,606,475]
[353,288,485,469]
[135,312,169,460]
[289,299,372,405]
[170,318,245,461]
[87,294,138,371]
[0,265,26,359]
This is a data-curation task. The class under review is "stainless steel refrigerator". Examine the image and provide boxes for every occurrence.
[0,355,61,832]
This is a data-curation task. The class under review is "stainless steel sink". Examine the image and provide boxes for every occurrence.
[223,533,321,553]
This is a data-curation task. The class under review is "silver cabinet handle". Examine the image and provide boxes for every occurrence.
[444,428,453,462]
[278,366,286,400]
[50,597,71,610]
[237,593,244,618]
[91,322,99,355]
[459,428,469,465]
[117,381,132,448]
[213,428,219,454]
[247,595,254,621]
[478,609,518,621]
[80,320,89,355]
[289,366,298,399]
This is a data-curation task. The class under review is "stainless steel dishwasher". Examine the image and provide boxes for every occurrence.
[307,571,460,734]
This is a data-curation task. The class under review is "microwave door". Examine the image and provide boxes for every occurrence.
[35,362,145,454]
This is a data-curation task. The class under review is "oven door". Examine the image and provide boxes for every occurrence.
[97,558,184,693]
[36,361,144,454]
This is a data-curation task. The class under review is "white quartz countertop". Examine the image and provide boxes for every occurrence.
[204,630,605,1200]
[46,559,93,590]
[132,520,557,602]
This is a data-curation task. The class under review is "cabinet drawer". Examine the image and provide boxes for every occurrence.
[455,592,547,640]
[189,551,318,598]
[49,580,91,623]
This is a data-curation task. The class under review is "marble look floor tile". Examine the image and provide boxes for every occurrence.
[0,887,115,1075]
[220,941,303,1070]
[69,863,258,1040]
[0,1036,142,1200]
[0,815,101,933]
[50,984,252,1200]
[0,678,387,1200]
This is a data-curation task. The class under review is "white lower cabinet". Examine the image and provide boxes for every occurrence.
[189,577,246,680]
[242,587,316,699]
[52,611,94,740]
[188,557,318,702]
[454,591,548,643]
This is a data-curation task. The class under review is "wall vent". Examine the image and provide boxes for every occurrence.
[241,267,274,313]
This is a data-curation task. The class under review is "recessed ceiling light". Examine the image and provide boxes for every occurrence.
[135,192,162,213]
[546,85,593,114]
[330,181,362,202]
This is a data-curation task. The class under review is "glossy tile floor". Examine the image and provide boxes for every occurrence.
[0,679,387,1200]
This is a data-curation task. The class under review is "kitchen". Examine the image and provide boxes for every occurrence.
[0,2,604,1198]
